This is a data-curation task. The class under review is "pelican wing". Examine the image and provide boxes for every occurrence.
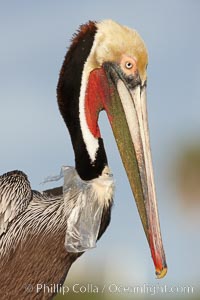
[0,170,32,235]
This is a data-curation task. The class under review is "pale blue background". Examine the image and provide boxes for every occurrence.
[0,0,200,298]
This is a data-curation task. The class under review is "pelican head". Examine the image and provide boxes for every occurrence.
[57,19,167,278]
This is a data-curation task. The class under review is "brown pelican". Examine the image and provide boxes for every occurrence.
[0,20,167,299]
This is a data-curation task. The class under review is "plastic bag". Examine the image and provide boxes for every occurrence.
[42,166,114,253]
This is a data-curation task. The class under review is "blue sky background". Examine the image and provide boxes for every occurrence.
[0,0,200,298]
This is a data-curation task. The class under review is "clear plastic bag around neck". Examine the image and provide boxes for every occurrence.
[65,191,104,252]
[42,166,113,253]
[62,166,113,253]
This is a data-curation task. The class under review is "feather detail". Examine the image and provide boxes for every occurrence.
[0,166,114,259]
[0,171,32,236]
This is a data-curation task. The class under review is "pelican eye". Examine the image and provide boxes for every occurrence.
[125,62,133,69]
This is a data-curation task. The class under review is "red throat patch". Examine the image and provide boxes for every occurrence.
[84,68,111,138]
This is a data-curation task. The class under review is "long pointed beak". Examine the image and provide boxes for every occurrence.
[99,64,167,278]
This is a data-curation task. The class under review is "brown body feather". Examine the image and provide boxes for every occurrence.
[0,187,112,300]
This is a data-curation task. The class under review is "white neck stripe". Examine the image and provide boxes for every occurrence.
[79,38,100,163]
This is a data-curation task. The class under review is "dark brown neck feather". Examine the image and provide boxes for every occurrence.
[57,21,108,180]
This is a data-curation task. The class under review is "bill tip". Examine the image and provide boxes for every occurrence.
[155,266,167,279]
